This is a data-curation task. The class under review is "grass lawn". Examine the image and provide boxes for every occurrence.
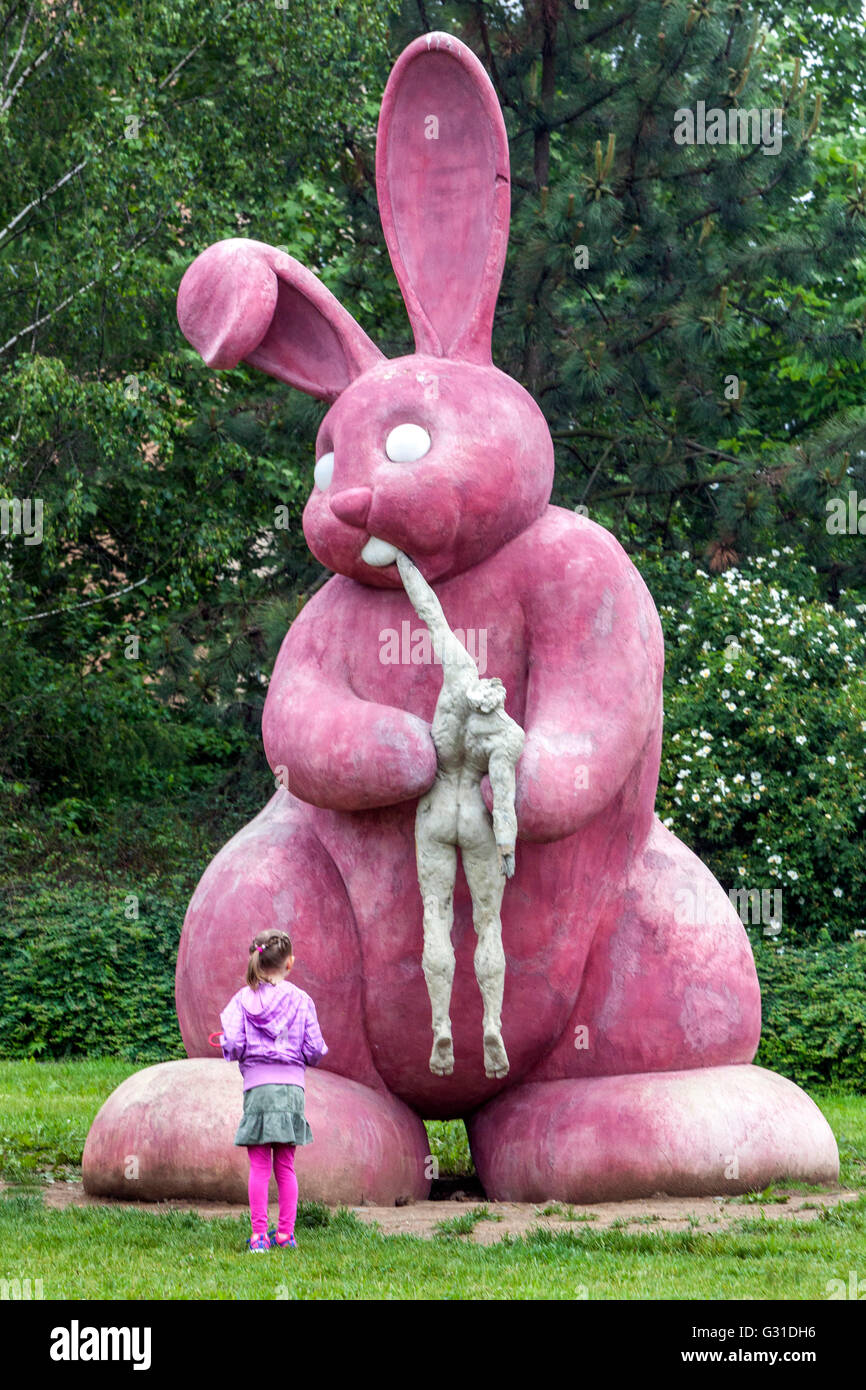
[1,1060,864,1300]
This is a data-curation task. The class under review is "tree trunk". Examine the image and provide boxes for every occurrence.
[533,0,560,190]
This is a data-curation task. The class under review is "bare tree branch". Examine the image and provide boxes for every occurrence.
[1,0,33,97]
[1,1,72,114]
[0,223,160,357]
[0,3,26,47]
[0,260,120,356]
[0,18,226,249]
[157,33,208,92]
[0,157,87,246]
[2,572,155,627]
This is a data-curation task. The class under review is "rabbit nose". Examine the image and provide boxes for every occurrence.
[329,487,373,527]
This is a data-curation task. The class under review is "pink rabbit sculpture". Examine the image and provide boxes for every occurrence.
[84,33,837,1205]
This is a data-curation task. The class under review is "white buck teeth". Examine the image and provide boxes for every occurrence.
[361,537,400,567]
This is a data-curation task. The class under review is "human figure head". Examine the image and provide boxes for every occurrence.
[466,677,506,715]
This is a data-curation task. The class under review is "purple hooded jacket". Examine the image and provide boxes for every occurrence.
[219,979,328,1091]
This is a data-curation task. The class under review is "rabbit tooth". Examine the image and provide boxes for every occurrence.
[361,537,400,567]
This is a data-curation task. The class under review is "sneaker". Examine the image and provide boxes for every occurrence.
[268,1227,297,1249]
[247,1233,271,1253]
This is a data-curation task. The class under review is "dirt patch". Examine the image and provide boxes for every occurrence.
[350,1189,862,1243]
[5,1180,860,1243]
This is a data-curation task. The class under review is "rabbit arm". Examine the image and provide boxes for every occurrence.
[513,531,663,843]
[262,619,437,812]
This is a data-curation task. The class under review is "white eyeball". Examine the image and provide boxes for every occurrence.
[314,451,334,490]
[385,423,431,463]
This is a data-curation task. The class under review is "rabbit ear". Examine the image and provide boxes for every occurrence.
[177,239,383,402]
[376,33,510,364]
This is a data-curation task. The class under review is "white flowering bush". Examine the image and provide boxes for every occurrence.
[637,547,866,945]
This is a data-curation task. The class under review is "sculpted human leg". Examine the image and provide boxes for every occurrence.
[415,799,458,1075]
[461,836,509,1079]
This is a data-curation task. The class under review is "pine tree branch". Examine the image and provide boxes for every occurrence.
[612,314,673,355]
[589,473,739,502]
[581,6,640,49]
[682,153,795,231]
[472,0,513,110]
[583,283,611,327]
[551,429,618,440]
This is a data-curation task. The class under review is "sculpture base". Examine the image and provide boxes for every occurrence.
[82,1060,431,1207]
[466,1064,839,1203]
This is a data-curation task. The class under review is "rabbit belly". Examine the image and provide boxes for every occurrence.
[524,817,762,1084]
[311,780,648,1118]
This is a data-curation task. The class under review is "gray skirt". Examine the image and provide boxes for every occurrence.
[234,1083,313,1148]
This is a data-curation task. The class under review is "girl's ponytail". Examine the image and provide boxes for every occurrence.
[246,930,293,990]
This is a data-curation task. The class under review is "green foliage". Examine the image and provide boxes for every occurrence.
[1,1,864,1096]
[641,547,866,943]
[754,940,866,1090]
[6,1186,866,1299]
[3,0,866,823]
[0,877,187,1061]
[434,1206,501,1237]
[0,0,396,795]
[0,1058,144,1182]
[379,0,866,589]
[426,1119,475,1178]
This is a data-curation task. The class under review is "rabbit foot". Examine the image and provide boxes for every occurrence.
[467,1067,839,1203]
[483,1028,509,1079]
[429,1032,454,1076]
[83,1060,432,1205]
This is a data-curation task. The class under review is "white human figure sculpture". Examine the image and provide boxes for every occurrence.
[396,551,525,1079]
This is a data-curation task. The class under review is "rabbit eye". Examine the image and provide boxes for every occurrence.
[385,423,431,463]
[314,452,334,490]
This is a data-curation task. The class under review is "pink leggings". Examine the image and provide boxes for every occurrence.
[247,1143,298,1237]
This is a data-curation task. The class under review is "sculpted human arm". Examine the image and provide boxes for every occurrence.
[396,552,477,687]
[488,722,524,877]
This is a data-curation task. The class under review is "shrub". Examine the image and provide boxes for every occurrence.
[753,938,866,1090]
[638,546,866,945]
[0,876,186,1061]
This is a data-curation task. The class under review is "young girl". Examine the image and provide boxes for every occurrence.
[219,930,328,1252]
